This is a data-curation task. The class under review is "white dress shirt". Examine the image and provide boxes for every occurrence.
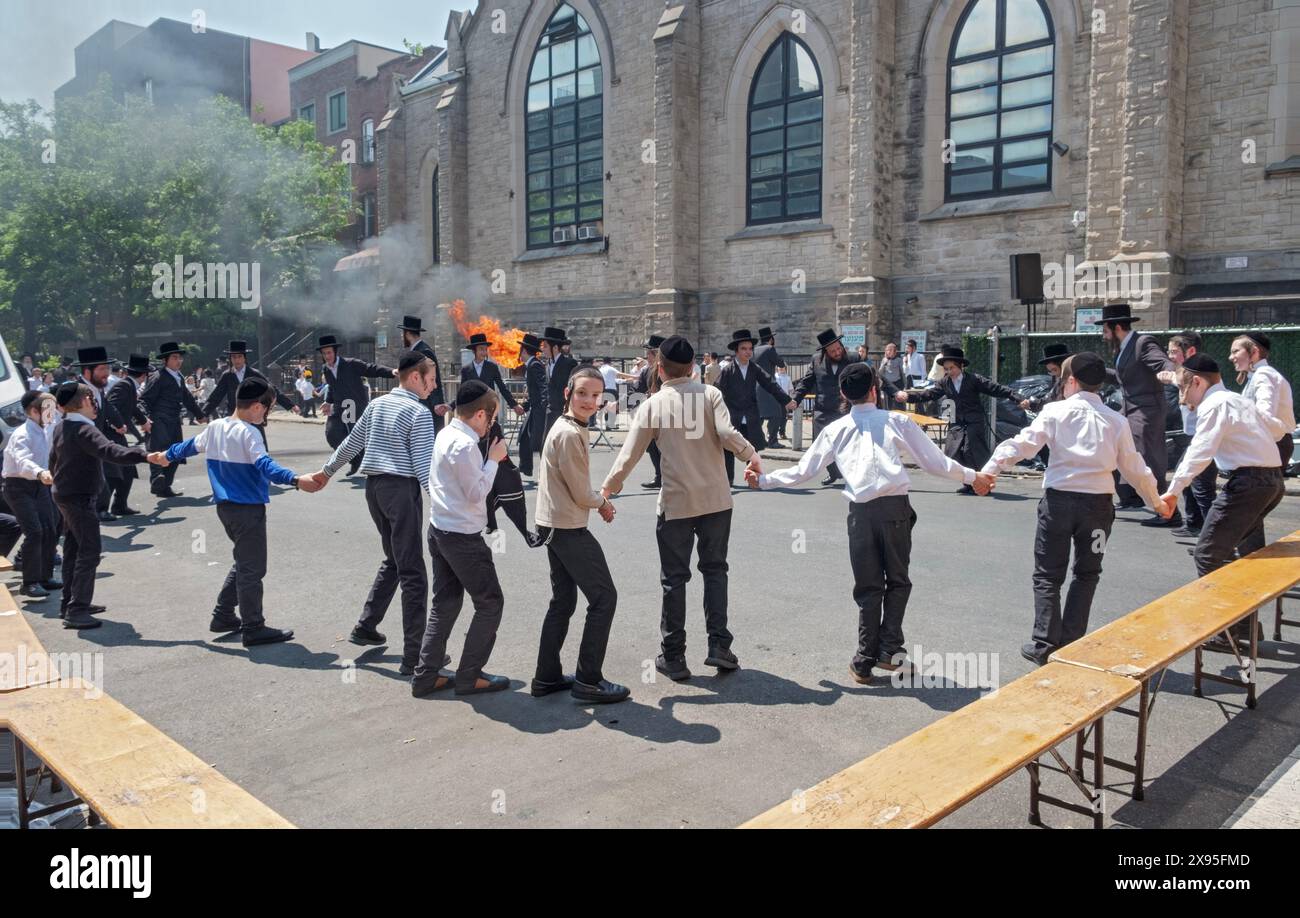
[759,402,975,501]
[903,352,927,380]
[982,391,1160,507]
[427,417,499,534]
[3,418,52,480]
[1242,360,1295,441]
[1168,383,1282,496]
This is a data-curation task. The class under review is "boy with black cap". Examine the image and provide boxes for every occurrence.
[411,379,513,696]
[982,353,1168,665]
[49,382,163,628]
[161,377,322,646]
[749,363,994,683]
[1160,354,1285,581]
[603,335,762,681]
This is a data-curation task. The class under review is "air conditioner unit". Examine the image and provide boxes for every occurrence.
[576,225,600,241]
[553,226,576,244]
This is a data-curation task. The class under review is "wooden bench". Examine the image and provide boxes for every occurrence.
[0,556,12,572]
[1,681,294,828]
[742,663,1137,829]
[1274,588,1300,641]
[1050,530,1300,801]
[0,589,58,694]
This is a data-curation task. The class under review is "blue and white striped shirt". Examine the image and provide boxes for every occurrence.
[322,386,435,489]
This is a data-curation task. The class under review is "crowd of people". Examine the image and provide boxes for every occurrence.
[3,305,1293,703]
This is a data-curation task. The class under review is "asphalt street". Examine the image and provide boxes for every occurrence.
[19,417,1300,828]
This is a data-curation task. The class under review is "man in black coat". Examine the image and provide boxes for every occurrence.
[794,328,883,486]
[140,341,207,498]
[899,345,1023,491]
[543,326,577,436]
[715,328,796,484]
[1097,302,1180,527]
[317,335,397,476]
[104,353,153,515]
[201,341,297,422]
[752,326,788,448]
[71,347,129,520]
[516,333,548,478]
[397,315,448,432]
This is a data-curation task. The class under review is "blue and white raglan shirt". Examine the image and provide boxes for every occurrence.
[164,417,297,504]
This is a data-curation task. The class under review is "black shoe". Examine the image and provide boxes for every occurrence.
[111,506,141,516]
[655,654,691,682]
[1115,497,1144,510]
[210,613,242,633]
[63,615,102,630]
[18,584,50,600]
[874,655,917,677]
[152,487,182,498]
[97,511,117,523]
[526,531,546,548]
[1020,642,1053,666]
[349,625,386,646]
[642,479,662,490]
[40,580,63,591]
[1141,512,1183,528]
[87,604,106,615]
[242,626,293,646]
[1171,525,1201,538]
[454,673,511,695]
[531,674,577,697]
[821,474,841,486]
[704,647,739,671]
[411,669,456,697]
[766,440,781,449]
[571,679,630,704]
[848,664,872,685]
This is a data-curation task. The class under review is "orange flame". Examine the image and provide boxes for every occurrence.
[446,300,526,369]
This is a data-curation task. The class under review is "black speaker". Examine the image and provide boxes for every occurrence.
[1010,253,1044,304]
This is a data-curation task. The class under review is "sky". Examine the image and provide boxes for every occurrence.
[0,0,472,109]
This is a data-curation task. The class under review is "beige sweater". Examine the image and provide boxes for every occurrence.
[536,414,606,529]
[602,377,756,520]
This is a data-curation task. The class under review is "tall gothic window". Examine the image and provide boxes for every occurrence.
[946,0,1054,200]
[525,3,603,248]
[747,32,823,225]
[431,167,441,264]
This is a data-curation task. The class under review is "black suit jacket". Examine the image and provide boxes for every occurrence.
[907,372,1019,426]
[460,360,518,409]
[546,354,577,424]
[107,378,147,443]
[322,357,392,422]
[794,354,870,422]
[409,339,447,415]
[202,367,294,418]
[1111,332,1172,413]
[715,359,790,427]
[140,369,202,450]
[521,356,548,451]
[752,344,787,419]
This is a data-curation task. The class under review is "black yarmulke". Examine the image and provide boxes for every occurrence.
[1068,352,1107,386]
[457,379,491,405]
[55,382,82,408]
[658,335,695,364]
[236,377,270,401]
[1244,332,1271,352]
[839,362,875,399]
[1182,353,1220,374]
[396,349,427,373]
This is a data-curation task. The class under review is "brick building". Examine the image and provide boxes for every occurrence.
[372,0,1300,363]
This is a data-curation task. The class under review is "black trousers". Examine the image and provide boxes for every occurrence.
[326,415,364,473]
[813,412,847,480]
[3,479,57,586]
[213,503,268,631]
[848,496,915,672]
[109,475,134,513]
[482,420,530,539]
[764,416,783,445]
[1170,434,1217,527]
[1117,404,1167,503]
[655,509,732,661]
[54,496,100,619]
[1030,489,1115,651]
[415,526,505,689]
[360,475,428,666]
[1194,467,1284,577]
[723,418,765,483]
[0,513,20,558]
[535,526,617,685]
[647,440,662,482]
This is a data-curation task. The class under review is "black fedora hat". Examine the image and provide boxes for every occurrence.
[520,332,542,355]
[644,334,666,351]
[758,326,775,341]
[937,345,968,367]
[814,328,844,351]
[125,354,152,375]
[726,328,759,351]
[541,326,570,345]
[316,335,341,352]
[397,315,425,334]
[466,332,490,348]
[1037,342,1071,367]
[155,341,187,359]
[1093,303,1141,325]
[222,340,252,356]
[73,346,114,368]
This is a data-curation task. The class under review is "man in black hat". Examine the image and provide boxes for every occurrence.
[898,345,1023,488]
[516,332,549,477]
[317,335,398,476]
[1020,342,1071,413]
[715,328,796,484]
[139,342,207,498]
[104,354,153,516]
[982,353,1168,665]
[398,316,448,432]
[1096,302,1179,526]
[753,326,788,448]
[72,346,131,520]
[542,326,576,435]
[625,335,666,488]
[202,341,298,424]
[460,333,522,415]
[794,328,875,486]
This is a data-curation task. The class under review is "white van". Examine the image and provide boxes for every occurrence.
[0,334,32,450]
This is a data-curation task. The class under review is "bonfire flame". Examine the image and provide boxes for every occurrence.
[446,300,526,369]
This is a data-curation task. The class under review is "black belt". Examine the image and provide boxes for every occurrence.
[1227,466,1282,478]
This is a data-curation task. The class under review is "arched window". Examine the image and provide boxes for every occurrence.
[946,0,1054,200]
[747,32,823,225]
[525,3,603,248]
[431,167,440,264]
